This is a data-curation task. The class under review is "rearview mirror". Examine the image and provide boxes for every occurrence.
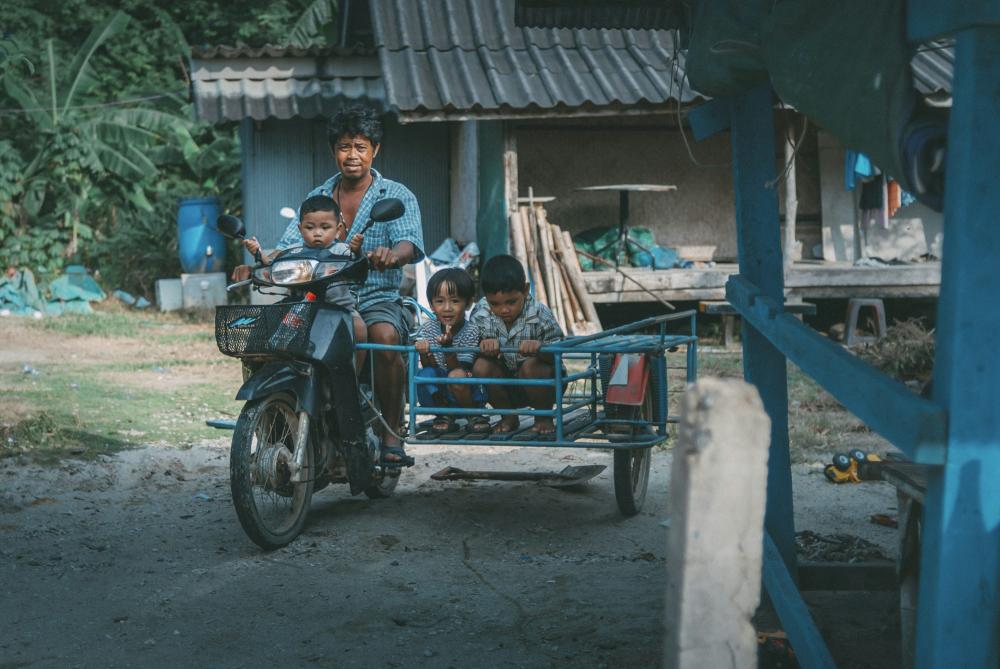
[369,198,405,223]
[216,214,246,240]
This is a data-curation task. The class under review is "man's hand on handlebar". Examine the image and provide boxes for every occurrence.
[367,246,400,270]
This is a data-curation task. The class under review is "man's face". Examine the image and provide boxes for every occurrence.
[333,134,379,181]
[298,210,340,248]
[485,288,528,327]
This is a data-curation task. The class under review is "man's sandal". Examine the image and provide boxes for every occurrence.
[380,445,415,468]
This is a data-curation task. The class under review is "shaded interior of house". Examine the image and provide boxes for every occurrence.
[190,0,952,308]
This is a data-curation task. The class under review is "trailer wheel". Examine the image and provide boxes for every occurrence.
[613,391,653,516]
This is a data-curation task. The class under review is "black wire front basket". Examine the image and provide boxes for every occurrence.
[215,302,318,359]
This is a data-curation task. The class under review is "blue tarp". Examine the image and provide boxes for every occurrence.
[0,266,106,317]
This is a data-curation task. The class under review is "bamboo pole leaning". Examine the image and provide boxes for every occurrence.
[508,198,606,336]
[562,230,602,328]
[518,206,548,307]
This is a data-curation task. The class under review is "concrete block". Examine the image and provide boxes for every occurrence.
[155,278,183,312]
[180,272,228,310]
[664,378,771,669]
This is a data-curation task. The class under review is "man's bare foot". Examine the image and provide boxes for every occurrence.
[532,417,555,434]
[491,416,520,434]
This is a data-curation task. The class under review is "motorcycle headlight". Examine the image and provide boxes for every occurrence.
[270,259,318,285]
[315,260,349,278]
[253,266,272,282]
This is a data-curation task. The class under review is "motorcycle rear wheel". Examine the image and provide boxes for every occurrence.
[230,393,313,549]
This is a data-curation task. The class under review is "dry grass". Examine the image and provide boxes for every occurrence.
[856,317,935,388]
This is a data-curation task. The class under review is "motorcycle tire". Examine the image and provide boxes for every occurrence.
[230,393,313,550]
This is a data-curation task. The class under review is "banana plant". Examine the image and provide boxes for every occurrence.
[1,11,197,261]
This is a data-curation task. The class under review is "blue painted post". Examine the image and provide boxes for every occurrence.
[915,27,1000,669]
[729,84,797,572]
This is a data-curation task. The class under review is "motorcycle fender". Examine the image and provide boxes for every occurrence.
[310,306,356,373]
[237,362,318,416]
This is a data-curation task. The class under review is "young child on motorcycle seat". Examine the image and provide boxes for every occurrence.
[242,194,368,369]
[470,255,564,436]
[412,267,487,435]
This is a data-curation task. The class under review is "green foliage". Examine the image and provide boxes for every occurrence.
[0,1,336,295]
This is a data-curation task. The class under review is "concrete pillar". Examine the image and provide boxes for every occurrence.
[449,120,479,244]
[664,378,771,669]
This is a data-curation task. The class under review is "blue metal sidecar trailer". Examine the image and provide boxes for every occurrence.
[359,310,698,516]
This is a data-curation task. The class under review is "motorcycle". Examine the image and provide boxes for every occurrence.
[214,198,412,549]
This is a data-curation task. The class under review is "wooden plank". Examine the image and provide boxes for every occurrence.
[583,263,941,293]
[727,274,947,464]
[763,533,837,669]
[914,27,1000,669]
[731,84,797,572]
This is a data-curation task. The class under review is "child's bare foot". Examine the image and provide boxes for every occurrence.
[492,416,520,434]
[532,417,555,434]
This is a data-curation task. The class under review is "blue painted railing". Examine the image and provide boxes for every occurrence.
[357,310,698,448]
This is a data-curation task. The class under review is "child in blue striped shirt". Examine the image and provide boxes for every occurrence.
[412,268,486,434]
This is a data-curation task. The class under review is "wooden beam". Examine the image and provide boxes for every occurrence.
[915,26,1000,669]
[686,99,731,141]
[730,85,797,572]
[726,274,947,464]
[762,533,838,669]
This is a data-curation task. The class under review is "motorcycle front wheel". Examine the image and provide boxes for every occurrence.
[230,393,313,549]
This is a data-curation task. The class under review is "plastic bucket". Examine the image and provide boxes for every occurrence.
[177,197,225,274]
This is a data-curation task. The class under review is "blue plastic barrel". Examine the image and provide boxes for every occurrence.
[177,197,225,274]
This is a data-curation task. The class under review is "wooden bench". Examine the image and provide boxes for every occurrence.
[698,300,817,348]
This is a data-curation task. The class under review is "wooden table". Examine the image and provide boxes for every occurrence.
[575,184,677,267]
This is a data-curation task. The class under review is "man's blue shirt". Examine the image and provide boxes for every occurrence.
[278,168,424,311]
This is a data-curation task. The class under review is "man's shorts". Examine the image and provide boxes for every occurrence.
[415,367,487,408]
[360,298,414,345]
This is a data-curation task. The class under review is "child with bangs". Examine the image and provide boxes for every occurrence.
[411,268,486,434]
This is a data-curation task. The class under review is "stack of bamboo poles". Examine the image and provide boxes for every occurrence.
[509,202,602,336]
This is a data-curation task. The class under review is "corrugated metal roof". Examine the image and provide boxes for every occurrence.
[192,44,373,58]
[191,48,385,123]
[513,1,680,30]
[370,0,697,120]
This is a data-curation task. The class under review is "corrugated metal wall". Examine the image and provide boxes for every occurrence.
[239,116,450,258]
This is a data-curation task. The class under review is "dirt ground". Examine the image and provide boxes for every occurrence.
[0,316,904,668]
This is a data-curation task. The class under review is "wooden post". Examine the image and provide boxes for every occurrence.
[509,212,528,269]
[915,27,1000,669]
[730,84,797,571]
[783,121,799,277]
[503,125,518,220]
[664,378,770,669]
